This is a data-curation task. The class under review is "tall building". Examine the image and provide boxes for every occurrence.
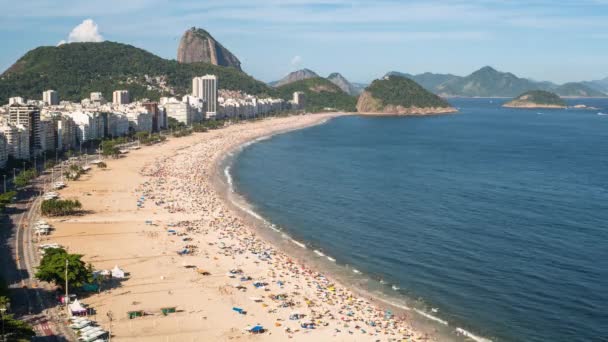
[142,102,160,132]
[8,97,24,106]
[164,100,194,126]
[0,132,8,169]
[65,111,105,143]
[192,75,217,117]
[39,120,56,152]
[90,92,105,103]
[112,90,130,105]
[106,113,130,138]
[42,90,59,106]
[1,125,30,160]
[293,91,305,109]
[8,104,41,158]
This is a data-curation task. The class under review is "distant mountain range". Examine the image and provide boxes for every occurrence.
[385,66,607,97]
[270,70,363,96]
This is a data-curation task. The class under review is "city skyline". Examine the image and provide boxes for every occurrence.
[1,0,608,85]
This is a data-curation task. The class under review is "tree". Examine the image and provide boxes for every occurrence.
[100,140,121,158]
[13,169,37,188]
[35,248,93,290]
[0,191,17,214]
[0,277,35,341]
[41,199,82,216]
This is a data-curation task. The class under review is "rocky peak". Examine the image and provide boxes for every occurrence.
[327,72,357,95]
[272,69,319,87]
[177,27,242,71]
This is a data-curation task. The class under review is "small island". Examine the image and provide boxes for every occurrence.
[356,75,457,115]
[503,90,566,109]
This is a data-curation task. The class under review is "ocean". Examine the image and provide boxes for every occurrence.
[229,98,608,342]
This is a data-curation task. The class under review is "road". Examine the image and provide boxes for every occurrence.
[2,171,75,341]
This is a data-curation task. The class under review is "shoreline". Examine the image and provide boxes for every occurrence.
[213,116,487,342]
[46,113,478,341]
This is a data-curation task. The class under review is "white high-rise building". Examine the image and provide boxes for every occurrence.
[164,99,194,126]
[8,97,24,106]
[112,90,130,105]
[90,92,105,103]
[8,104,41,158]
[1,125,30,160]
[65,111,105,143]
[43,90,59,106]
[293,91,305,109]
[192,75,217,118]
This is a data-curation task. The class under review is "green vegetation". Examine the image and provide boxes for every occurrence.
[167,117,185,131]
[0,41,272,104]
[41,198,82,216]
[35,248,93,290]
[100,139,123,158]
[135,132,167,145]
[366,76,451,108]
[13,169,37,188]
[96,161,107,169]
[275,77,357,112]
[0,277,35,341]
[506,90,566,107]
[0,191,17,213]
[172,129,192,137]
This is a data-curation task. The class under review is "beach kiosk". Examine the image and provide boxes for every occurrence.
[69,299,87,316]
[111,265,126,279]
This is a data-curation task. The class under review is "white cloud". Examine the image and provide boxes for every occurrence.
[67,19,104,43]
[290,55,302,67]
[57,40,66,46]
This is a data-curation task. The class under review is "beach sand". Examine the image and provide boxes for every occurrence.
[45,113,438,341]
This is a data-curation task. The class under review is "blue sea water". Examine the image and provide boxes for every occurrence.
[231,98,608,342]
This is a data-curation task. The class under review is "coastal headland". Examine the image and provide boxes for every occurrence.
[45,113,442,341]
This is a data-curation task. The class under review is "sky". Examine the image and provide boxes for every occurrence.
[0,0,607,84]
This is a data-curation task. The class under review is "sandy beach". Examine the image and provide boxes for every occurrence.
[44,113,438,341]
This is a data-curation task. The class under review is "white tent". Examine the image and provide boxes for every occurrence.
[69,299,87,314]
[111,265,125,278]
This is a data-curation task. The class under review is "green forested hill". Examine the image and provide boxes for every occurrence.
[275,77,357,112]
[366,76,451,108]
[503,90,566,107]
[0,41,272,103]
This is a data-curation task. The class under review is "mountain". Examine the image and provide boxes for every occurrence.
[0,41,271,104]
[327,72,360,95]
[177,27,242,71]
[271,69,319,87]
[387,67,607,98]
[357,75,456,115]
[553,82,606,97]
[581,77,608,94]
[436,66,541,97]
[274,77,356,112]
[503,90,566,108]
[385,71,460,92]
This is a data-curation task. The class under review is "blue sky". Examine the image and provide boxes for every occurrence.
[1,0,607,84]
